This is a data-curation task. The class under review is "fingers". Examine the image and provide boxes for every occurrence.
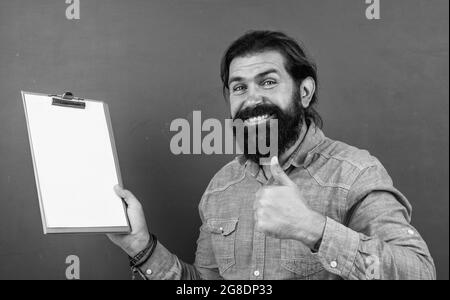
[253,189,262,210]
[253,188,269,232]
[114,185,141,207]
[253,201,268,233]
[270,156,295,186]
[114,184,132,198]
[254,209,262,232]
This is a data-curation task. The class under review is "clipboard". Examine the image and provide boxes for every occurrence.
[22,91,131,234]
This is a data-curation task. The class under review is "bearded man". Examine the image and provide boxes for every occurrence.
[107,30,435,280]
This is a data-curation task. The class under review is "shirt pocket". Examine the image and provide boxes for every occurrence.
[206,218,238,274]
[280,239,325,279]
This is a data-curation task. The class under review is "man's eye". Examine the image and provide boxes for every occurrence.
[262,80,277,87]
[232,85,246,93]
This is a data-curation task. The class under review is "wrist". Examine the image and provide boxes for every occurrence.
[126,232,151,257]
[296,211,326,250]
[129,233,158,268]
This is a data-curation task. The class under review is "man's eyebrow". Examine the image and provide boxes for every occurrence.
[255,68,280,80]
[228,68,280,86]
[228,76,244,87]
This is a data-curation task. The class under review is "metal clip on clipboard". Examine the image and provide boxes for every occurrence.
[50,91,86,109]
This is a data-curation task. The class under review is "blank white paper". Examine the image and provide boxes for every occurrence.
[23,92,129,232]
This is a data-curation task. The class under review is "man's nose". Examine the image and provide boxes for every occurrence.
[244,84,264,107]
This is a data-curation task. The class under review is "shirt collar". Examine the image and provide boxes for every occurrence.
[290,121,325,168]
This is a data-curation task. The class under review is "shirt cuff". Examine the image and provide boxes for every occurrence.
[316,217,360,278]
[132,242,179,280]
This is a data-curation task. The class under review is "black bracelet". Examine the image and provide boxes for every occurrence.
[129,233,158,267]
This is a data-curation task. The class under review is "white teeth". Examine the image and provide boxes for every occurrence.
[245,114,271,124]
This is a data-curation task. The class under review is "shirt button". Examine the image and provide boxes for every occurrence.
[407,229,415,235]
[146,269,153,275]
[254,270,260,277]
[330,261,338,268]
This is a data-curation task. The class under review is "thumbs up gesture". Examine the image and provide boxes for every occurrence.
[254,156,326,249]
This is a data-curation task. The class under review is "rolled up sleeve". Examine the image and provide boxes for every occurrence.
[316,164,436,280]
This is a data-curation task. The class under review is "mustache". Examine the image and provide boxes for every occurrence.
[234,104,284,121]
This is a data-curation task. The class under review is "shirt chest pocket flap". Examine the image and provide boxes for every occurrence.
[206,218,238,272]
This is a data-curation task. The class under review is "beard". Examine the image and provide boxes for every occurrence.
[233,89,304,164]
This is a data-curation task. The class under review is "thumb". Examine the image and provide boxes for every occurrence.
[114,185,141,207]
[270,156,295,186]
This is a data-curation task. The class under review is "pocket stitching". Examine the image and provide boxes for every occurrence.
[280,240,324,277]
[280,259,324,276]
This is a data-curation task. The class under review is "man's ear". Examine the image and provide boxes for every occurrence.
[299,77,316,108]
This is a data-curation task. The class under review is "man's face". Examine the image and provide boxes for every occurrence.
[228,51,304,160]
[228,51,296,120]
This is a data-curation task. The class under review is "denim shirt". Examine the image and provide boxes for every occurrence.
[134,122,435,280]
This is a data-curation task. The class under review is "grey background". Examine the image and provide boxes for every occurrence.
[0,0,448,280]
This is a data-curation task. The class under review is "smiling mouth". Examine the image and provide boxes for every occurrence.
[244,114,274,125]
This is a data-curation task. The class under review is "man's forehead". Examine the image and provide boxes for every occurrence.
[229,51,286,77]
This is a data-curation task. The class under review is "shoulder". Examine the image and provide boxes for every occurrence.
[315,138,381,170]
[306,137,387,190]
